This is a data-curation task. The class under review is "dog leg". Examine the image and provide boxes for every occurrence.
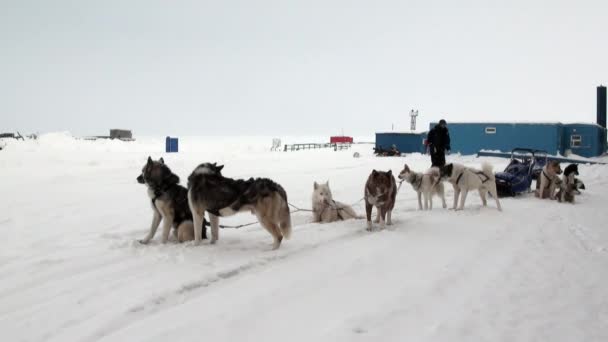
[439,185,447,209]
[452,187,460,210]
[209,213,220,244]
[423,192,429,210]
[160,216,173,244]
[312,209,321,223]
[177,221,195,242]
[257,214,283,250]
[386,209,393,226]
[539,177,547,199]
[378,206,386,229]
[479,189,487,206]
[365,202,373,231]
[458,190,469,210]
[188,192,205,245]
[489,186,502,211]
[140,211,161,244]
[549,183,557,200]
[417,192,423,210]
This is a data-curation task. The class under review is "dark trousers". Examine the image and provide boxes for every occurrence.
[430,147,446,167]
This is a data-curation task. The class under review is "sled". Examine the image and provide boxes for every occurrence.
[495,148,548,197]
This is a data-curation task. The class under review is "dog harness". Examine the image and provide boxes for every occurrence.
[319,200,349,220]
[413,174,423,190]
[541,170,556,190]
[455,170,490,185]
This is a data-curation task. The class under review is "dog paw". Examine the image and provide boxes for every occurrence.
[139,239,150,245]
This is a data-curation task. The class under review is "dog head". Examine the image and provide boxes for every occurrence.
[546,160,563,175]
[312,181,333,205]
[563,163,579,177]
[192,162,225,176]
[439,163,454,179]
[367,169,394,196]
[398,164,411,180]
[137,156,179,187]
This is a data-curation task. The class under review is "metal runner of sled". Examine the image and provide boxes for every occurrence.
[477,150,606,165]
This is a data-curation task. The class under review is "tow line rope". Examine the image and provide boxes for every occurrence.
[218,198,367,229]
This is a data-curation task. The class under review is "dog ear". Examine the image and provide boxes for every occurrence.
[147,156,152,165]
[159,157,165,164]
[314,181,318,189]
[372,169,378,176]
[387,170,392,176]
[217,165,224,172]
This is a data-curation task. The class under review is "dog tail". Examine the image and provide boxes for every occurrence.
[280,199,292,239]
[481,162,494,179]
[427,167,441,187]
[277,187,292,239]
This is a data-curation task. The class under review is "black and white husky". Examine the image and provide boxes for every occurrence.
[137,157,207,244]
[398,164,446,210]
[187,163,292,249]
[439,162,502,211]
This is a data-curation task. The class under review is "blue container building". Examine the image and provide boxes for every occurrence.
[375,132,426,154]
[375,86,607,158]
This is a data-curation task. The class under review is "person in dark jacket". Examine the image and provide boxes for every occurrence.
[427,119,450,167]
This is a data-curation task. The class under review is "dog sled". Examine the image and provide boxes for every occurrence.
[495,148,548,197]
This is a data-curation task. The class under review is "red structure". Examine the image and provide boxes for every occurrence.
[330,136,353,144]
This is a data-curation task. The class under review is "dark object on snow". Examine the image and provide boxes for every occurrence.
[373,146,401,157]
[495,148,548,197]
[83,129,134,141]
[0,132,24,140]
[110,129,132,140]
[427,120,450,167]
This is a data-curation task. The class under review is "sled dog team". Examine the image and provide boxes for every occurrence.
[137,157,581,249]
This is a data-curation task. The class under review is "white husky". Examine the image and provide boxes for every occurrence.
[398,164,446,210]
[312,181,359,223]
[439,162,502,211]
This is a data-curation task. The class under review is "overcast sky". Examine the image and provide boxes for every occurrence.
[1,0,607,136]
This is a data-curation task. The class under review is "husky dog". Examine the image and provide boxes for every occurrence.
[439,163,502,211]
[556,164,579,203]
[187,163,292,249]
[137,157,207,244]
[312,181,360,223]
[535,160,563,199]
[574,178,586,194]
[398,164,447,210]
[364,170,397,231]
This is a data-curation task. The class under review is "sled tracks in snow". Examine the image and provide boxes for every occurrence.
[89,224,371,339]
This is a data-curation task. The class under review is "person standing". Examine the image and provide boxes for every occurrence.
[427,119,450,167]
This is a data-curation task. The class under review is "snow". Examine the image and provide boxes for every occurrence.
[1,133,608,342]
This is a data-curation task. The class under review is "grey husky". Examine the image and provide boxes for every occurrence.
[398,164,447,210]
[187,163,292,249]
[137,157,207,244]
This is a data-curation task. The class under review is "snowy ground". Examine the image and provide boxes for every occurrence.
[1,133,608,342]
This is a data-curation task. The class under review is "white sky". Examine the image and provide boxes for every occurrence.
[1,0,607,136]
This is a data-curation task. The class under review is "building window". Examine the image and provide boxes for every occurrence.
[485,127,496,134]
[571,135,582,147]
